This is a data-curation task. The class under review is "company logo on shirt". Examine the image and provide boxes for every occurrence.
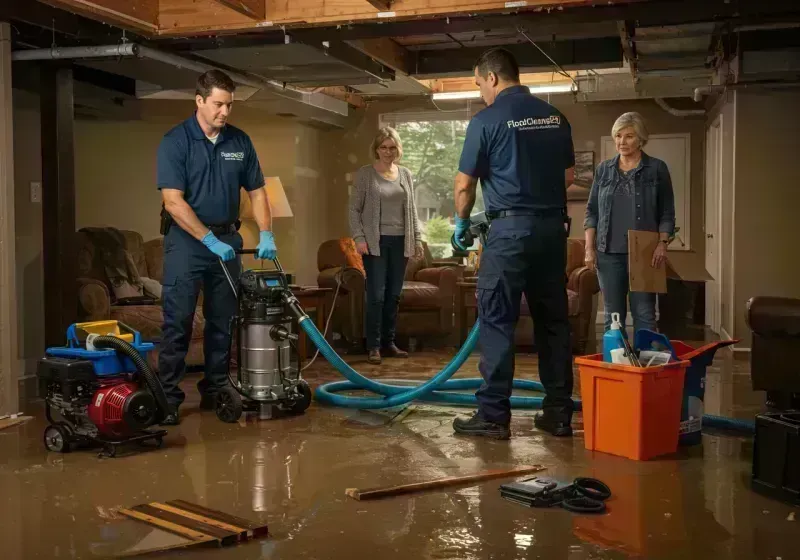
[221,151,245,162]
[506,115,561,130]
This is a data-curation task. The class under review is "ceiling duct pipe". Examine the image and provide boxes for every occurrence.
[693,85,726,102]
[654,98,705,117]
[11,43,349,122]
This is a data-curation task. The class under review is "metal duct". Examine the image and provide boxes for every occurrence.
[11,43,349,125]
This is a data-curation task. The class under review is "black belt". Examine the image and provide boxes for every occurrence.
[486,208,565,220]
[206,222,239,236]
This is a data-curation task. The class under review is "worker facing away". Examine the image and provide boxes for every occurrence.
[156,69,277,425]
[452,48,576,440]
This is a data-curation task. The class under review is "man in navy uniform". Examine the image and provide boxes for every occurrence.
[452,48,575,439]
[156,70,277,425]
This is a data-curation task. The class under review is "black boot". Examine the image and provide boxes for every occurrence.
[160,408,180,426]
[453,413,510,440]
[533,411,572,437]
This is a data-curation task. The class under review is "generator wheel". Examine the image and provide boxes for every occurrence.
[216,387,243,423]
[290,380,312,414]
[43,425,71,453]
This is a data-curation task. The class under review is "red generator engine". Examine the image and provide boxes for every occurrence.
[87,378,159,438]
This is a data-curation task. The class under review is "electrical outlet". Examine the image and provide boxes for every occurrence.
[30,182,41,203]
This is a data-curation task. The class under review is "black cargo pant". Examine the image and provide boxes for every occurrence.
[475,213,574,425]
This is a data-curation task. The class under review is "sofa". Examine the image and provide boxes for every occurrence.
[76,229,206,367]
[459,238,600,354]
[316,238,461,347]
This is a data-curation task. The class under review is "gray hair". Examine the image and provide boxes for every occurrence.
[370,126,404,161]
[611,112,649,147]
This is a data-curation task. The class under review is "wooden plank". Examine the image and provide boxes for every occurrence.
[149,502,248,541]
[156,0,622,36]
[346,465,547,501]
[40,65,78,349]
[118,509,218,544]
[210,0,267,20]
[167,500,269,538]
[0,23,19,417]
[130,505,237,546]
[0,416,33,431]
[38,0,159,32]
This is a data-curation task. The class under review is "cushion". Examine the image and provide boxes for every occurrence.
[400,281,440,310]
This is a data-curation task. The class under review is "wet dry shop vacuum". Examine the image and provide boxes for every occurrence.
[37,321,170,457]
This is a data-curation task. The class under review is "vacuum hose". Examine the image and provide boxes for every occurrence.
[92,336,171,417]
[300,314,755,434]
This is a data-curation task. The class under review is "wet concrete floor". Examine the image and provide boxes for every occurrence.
[0,348,797,559]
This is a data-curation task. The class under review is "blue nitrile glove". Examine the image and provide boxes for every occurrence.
[453,214,471,251]
[202,231,236,262]
[256,231,277,260]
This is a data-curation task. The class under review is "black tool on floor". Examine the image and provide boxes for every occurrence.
[500,476,611,514]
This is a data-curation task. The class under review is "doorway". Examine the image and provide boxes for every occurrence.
[704,115,723,334]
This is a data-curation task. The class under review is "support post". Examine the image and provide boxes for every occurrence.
[40,64,77,348]
[0,22,20,415]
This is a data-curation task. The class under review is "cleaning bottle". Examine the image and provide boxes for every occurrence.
[603,312,627,363]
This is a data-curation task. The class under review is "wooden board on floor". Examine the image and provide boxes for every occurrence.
[346,465,547,501]
[0,416,33,431]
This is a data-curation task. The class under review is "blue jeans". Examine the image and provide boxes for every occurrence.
[596,251,657,333]
[362,235,408,350]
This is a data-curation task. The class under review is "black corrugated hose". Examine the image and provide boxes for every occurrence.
[93,336,171,417]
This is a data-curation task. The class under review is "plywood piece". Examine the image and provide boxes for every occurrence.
[39,0,159,31]
[346,465,546,500]
[118,508,218,543]
[166,500,269,538]
[149,503,248,540]
[628,230,667,294]
[0,23,19,417]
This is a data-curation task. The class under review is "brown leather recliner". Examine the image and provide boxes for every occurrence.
[75,230,205,367]
[746,296,800,410]
[316,238,461,347]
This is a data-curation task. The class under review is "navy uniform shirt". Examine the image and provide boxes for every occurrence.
[458,85,574,212]
[157,113,265,226]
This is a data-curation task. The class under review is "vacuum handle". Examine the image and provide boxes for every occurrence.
[234,249,284,273]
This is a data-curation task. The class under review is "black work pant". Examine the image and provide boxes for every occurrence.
[158,227,242,409]
[362,235,408,350]
[475,215,574,425]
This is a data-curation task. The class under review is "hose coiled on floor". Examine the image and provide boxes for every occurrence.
[92,336,171,416]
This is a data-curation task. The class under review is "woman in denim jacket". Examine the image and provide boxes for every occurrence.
[583,112,675,333]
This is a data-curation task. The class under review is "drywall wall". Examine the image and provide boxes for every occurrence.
[732,89,800,342]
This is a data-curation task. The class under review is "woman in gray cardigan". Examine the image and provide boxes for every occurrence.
[349,126,423,364]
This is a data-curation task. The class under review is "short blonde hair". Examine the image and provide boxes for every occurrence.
[370,126,403,161]
[611,112,649,147]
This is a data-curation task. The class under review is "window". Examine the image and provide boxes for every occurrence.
[380,110,485,258]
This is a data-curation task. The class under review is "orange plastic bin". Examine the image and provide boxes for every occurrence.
[576,354,690,460]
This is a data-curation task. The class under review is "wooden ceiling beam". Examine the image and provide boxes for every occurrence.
[364,0,392,11]
[37,0,159,33]
[344,38,413,75]
[209,0,266,20]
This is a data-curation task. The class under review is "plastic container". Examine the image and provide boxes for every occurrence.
[668,340,736,445]
[602,313,627,363]
[752,412,800,505]
[576,353,689,460]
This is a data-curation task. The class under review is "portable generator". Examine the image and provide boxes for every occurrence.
[215,251,312,423]
[36,321,170,457]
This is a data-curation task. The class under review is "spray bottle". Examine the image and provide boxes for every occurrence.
[603,312,627,363]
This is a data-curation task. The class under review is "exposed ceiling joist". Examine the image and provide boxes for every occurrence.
[311,39,394,82]
[0,0,132,41]
[413,37,623,78]
[344,38,413,75]
[209,0,265,20]
[364,0,392,11]
[618,21,638,82]
[38,0,158,32]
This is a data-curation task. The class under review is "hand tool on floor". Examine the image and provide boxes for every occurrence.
[345,465,546,501]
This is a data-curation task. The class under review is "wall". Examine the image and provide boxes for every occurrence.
[714,93,737,338]
[731,89,800,341]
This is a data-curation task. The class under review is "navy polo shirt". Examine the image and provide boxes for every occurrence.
[156,113,265,226]
[458,85,575,212]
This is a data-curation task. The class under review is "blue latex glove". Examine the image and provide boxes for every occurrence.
[202,231,235,262]
[256,231,277,260]
[453,214,471,251]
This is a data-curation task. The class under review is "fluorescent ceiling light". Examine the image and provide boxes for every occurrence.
[432,83,574,101]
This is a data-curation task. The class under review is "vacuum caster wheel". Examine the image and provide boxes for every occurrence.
[289,380,312,414]
[43,425,72,453]
[216,386,243,423]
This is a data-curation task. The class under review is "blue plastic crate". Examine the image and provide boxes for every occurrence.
[46,342,155,376]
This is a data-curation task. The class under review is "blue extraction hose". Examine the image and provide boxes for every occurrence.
[300,316,753,434]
